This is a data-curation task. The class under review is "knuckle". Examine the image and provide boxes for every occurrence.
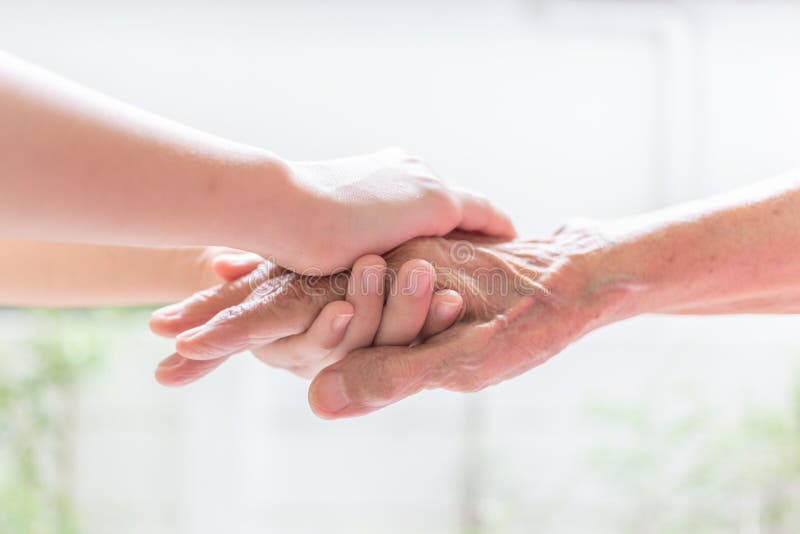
[418,173,445,190]
[268,272,327,308]
[210,301,249,324]
[453,374,488,393]
[178,324,246,358]
[184,287,219,310]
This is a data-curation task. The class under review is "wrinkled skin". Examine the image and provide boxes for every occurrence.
[152,251,465,381]
[307,228,619,418]
[154,225,619,419]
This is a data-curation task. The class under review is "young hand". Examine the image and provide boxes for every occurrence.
[1,54,511,273]
[281,148,516,273]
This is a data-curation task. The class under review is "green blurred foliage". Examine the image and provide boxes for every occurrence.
[2,309,800,534]
[583,370,800,533]
[0,310,112,534]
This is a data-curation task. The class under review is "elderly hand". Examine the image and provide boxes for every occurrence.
[150,253,466,384]
[307,226,626,418]
[151,223,625,418]
[153,167,800,419]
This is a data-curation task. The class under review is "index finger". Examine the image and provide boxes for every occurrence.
[175,271,347,360]
[149,261,280,337]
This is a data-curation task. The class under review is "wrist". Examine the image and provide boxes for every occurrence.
[575,217,681,323]
[209,152,309,260]
[275,159,349,272]
[521,219,652,334]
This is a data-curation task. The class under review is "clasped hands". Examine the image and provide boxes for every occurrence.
[151,223,618,419]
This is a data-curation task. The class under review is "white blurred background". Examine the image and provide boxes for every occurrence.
[2,1,800,532]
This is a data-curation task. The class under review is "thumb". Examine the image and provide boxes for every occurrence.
[307,341,453,419]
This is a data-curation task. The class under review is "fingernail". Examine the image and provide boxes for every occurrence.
[409,269,431,296]
[363,266,382,295]
[331,313,353,333]
[158,353,185,371]
[312,371,349,413]
[435,299,461,320]
[153,303,184,319]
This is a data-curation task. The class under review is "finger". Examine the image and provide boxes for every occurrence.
[333,255,386,353]
[156,301,350,387]
[154,353,230,387]
[373,259,434,345]
[149,261,278,337]
[285,364,318,379]
[212,252,265,282]
[249,255,385,374]
[419,289,463,340]
[175,271,345,360]
[251,300,354,369]
[454,189,516,238]
[308,328,464,419]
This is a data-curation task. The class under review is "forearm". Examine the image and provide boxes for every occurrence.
[0,51,306,255]
[0,240,221,307]
[594,169,800,320]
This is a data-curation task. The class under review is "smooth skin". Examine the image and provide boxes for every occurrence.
[153,169,800,419]
[0,51,514,274]
[0,240,264,307]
